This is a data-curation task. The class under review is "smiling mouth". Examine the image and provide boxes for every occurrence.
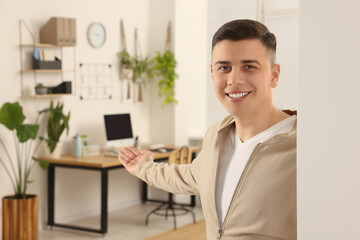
[226,92,251,99]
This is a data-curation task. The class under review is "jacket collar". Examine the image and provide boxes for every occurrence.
[217,110,297,145]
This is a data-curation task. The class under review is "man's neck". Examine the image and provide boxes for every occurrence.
[234,106,290,142]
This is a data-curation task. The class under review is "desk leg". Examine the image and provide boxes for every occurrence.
[48,164,55,227]
[190,152,197,207]
[142,181,148,203]
[101,169,108,234]
[190,195,196,207]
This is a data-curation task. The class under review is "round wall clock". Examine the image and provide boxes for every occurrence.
[87,22,106,48]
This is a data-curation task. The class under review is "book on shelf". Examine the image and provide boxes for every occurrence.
[42,50,55,61]
[33,49,40,60]
[33,49,57,61]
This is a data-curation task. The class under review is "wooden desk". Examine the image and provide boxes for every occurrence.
[42,147,201,235]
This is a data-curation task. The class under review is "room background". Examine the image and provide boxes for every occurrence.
[0,0,298,232]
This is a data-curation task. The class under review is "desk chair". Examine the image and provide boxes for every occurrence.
[145,146,196,229]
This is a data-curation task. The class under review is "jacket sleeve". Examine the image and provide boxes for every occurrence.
[134,122,220,195]
[135,152,201,195]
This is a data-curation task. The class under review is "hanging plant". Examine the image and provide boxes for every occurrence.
[118,19,131,71]
[131,28,155,102]
[118,50,132,69]
[152,50,178,105]
[117,19,133,100]
[132,56,154,83]
[131,56,154,102]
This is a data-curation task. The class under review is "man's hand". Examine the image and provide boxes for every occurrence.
[118,146,154,175]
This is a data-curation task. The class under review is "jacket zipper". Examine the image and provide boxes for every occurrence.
[217,227,223,240]
[216,135,224,240]
[216,142,262,239]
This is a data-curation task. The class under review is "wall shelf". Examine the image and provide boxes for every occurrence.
[19,19,77,98]
[20,43,74,48]
[22,93,75,99]
[21,69,75,73]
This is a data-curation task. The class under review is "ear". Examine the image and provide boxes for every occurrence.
[270,64,280,88]
[210,64,214,79]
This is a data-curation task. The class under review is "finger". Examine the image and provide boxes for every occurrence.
[118,155,129,165]
[118,157,127,165]
[118,150,130,161]
[120,147,137,159]
[127,146,141,155]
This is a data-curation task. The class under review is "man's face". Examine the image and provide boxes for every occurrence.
[211,39,280,119]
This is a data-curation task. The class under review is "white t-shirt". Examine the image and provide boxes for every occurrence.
[215,115,297,223]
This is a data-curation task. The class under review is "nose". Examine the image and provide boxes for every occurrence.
[227,68,244,86]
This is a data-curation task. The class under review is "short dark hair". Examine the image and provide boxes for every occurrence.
[212,19,277,64]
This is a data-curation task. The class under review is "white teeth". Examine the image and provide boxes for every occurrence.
[228,92,250,99]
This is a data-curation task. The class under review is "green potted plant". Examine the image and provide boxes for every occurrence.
[0,102,48,239]
[132,56,154,83]
[118,50,132,69]
[118,50,133,79]
[152,50,179,105]
[39,100,70,157]
[131,56,154,102]
[35,82,47,95]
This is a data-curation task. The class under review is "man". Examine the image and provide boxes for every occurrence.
[119,19,297,240]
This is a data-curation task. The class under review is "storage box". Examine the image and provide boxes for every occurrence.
[33,57,62,69]
[40,17,77,46]
[50,81,72,94]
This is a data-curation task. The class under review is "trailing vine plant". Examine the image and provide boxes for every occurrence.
[152,50,178,105]
[152,21,178,106]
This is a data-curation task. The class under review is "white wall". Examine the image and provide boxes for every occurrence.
[298,0,360,239]
[265,0,298,111]
[148,0,175,146]
[0,0,156,230]
[174,0,209,145]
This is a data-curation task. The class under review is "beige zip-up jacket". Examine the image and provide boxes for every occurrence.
[136,114,297,240]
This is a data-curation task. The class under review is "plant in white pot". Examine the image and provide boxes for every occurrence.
[0,102,49,240]
[35,82,48,95]
[118,50,134,99]
[118,50,132,71]
[39,100,70,158]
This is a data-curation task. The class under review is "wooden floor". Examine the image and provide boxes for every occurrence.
[144,219,206,240]
[39,203,204,240]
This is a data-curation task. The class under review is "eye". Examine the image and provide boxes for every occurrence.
[245,65,256,70]
[218,65,232,72]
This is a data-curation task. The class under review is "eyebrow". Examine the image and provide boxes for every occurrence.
[242,60,261,65]
[214,60,231,66]
[214,60,262,66]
